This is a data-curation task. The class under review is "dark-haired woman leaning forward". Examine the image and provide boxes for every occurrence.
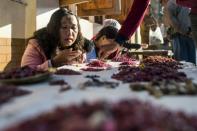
[21,8,87,70]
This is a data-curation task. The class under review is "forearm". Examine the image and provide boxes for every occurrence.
[117,0,150,45]
[21,56,50,71]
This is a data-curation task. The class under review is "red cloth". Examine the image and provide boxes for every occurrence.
[118,0,150,39]
[176,0,197,14]
[107,49,119,59]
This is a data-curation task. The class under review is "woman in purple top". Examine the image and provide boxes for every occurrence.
[99,0,150,59]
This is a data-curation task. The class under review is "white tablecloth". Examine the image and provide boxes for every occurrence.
[0,61,197,130]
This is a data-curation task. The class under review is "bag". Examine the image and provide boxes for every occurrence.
[149,26,164,45]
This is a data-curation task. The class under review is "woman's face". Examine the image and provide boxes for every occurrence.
[59,15,79,48]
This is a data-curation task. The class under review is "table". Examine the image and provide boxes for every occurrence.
[125,50,172,57]
[0,61,197,130]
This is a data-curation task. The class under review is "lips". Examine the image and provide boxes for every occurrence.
[65,38,73,42]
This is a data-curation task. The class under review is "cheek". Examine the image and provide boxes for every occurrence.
[73,31,79,39]
[101,40,111,46]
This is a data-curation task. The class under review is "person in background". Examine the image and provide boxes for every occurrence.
[87,19,121,61]
[86,26,119,61]
[140,5,157,45]
[21,8,89,70]
[98,0,150,59]
[87,20,141,61]
[162,0,196,64]
[176,0,197,46]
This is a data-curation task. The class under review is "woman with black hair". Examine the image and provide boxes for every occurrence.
[21,8,87,70]
[86,26,119,61]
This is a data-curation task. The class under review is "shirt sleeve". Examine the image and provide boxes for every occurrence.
[116,0,150,45]
[86,48,97,62]
[21,40,50,71]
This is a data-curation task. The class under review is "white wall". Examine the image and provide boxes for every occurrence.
[0,0,36,39]
[0,0,26,38]
[36,0,59,30]
[80,19,102,39]
[36,8,58,30]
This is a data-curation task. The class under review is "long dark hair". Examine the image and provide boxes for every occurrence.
[30,8,84,59]
[94,26,118,42]
[94,26,119,57]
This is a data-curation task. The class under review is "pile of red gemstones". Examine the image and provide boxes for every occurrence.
[0,66,46,79]
[5,99,197,131]
[0,85,31,106]
[86,60,111,68]
[55,69,81,75]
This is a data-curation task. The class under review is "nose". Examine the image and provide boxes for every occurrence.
[65,28,73,36]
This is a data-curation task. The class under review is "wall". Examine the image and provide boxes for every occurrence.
[80,19,102,39]
[0,0,36,71]
[36,0,59,30]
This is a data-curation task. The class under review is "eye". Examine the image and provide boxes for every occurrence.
[61,26,68,30]
[72,25,77,30]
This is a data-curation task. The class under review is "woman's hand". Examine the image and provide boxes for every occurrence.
[98,40,122,59]
[51,49,82,67]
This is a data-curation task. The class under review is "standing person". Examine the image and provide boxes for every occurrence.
[176,0,197,45]
[21,8,88,70]
[140,5,157,45]
[98,0,150,59]
[162,0,196,64]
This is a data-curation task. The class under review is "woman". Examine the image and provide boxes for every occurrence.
[87,26,141,61]
[86,26,119,61]
[21,8,87,70]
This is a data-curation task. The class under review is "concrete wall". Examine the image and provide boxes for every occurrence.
[36,0,59,30]
[0,0,36,71]
[0,0,26,39]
